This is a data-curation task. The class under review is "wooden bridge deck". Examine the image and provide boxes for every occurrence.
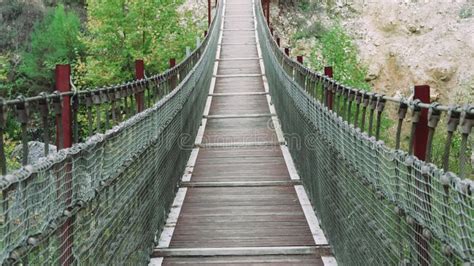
[150,0,336,264]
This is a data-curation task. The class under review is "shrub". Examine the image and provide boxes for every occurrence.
[310,24,370,90]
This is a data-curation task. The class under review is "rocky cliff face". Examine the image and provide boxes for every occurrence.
[0,0,86,53]
[270,0,474,104]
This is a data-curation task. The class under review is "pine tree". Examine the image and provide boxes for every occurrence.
[18,4,83,95]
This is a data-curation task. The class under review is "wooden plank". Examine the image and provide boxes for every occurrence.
[153,246,332,257]
[223,29,254,31]
[204,114,275,119]
[217,59,261,75]
[169,187,315,248]
[214,74,263,78]
[208,90,268,115]
[191,146,290,182]
[220,45,258,58]
[202,117,279,144]
[216,57,261,61]
[181,180,301,187]
[209,92,268,96]
[162,255,324,265]
[214,76,264,93]
[224,15,254,17]
[218,42,257,45]
[196,141,284,148]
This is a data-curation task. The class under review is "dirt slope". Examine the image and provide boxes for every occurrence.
[271,0,474,104]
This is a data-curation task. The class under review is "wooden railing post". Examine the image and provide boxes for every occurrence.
[135,59,145,113]
[55,64,74,266]
[413,84,431,266]
[324,66,334,110]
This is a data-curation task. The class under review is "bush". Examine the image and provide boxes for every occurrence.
[310,24,370,90]
[459,4,473,19]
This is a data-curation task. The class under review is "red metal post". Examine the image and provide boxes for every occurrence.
[276,37,281,47]
[284,47,290,56]
[55,64,73,266]
[324,66,334,110]
[413,84,430,266]
[413,85,430,160]
[324,66,333,79]
[204,31,208,37]
[208,0,211,27]
[135,60,145,113]
[265,0,270,26]
[55,65,72,149]
[169,58,177,90]
[270,27,274,36]
[295,56,304,87]
[297,55,303,64]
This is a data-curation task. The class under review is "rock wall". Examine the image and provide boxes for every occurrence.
[270,0,474,104]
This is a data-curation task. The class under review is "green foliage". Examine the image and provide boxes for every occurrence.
[0,56,7,81]
[18,5,84,95]
[83,0,203,87]
[310,25,370,90]
[459,4,473,19]
[298,0,311,12]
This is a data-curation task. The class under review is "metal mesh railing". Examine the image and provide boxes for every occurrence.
[0,3,222,264]
[256,1,473,265]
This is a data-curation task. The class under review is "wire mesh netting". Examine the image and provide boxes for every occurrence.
[256,1,473,265]
[0,4,222,264]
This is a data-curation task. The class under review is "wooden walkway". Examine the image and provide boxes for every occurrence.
[150,0,336,264]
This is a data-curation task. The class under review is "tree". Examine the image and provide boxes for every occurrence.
[18,4,83,95]
[83,0,203,86]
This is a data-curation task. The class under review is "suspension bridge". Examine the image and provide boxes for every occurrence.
[0,0,473,265]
